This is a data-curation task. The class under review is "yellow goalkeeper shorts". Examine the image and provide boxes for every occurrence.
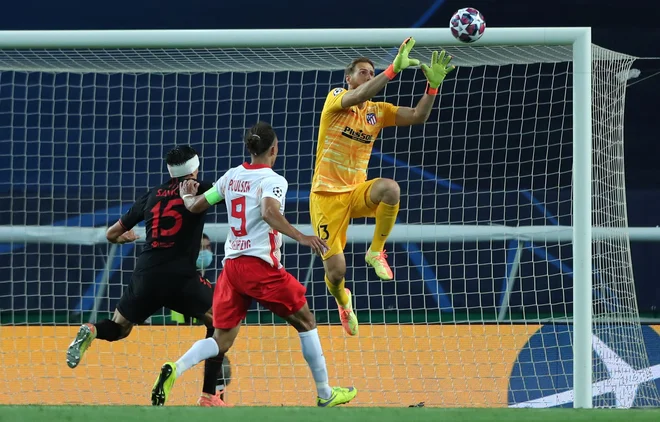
[309,179,379,260]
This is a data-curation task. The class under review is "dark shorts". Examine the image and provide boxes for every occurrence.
[117,271,213,324]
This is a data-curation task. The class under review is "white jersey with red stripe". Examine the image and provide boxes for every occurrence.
[213,162,288,268]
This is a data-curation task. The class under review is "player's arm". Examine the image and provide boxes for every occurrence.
[261,197,328,256]
[106,191,148,244]
[393,50,456,127]
[340,71,393,109]
[339,37,420,109]
[106,221,140,244]
[392,94,437,126]
[261,197,305,242]
[179,179,224,214]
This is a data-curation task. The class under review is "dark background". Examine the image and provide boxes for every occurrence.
[1,0,659,321]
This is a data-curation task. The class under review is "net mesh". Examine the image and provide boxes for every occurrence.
[0,42,658,408]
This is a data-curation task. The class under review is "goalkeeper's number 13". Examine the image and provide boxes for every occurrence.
[318,224,329,241]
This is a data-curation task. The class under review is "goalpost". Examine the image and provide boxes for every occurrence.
[0,27,658,408]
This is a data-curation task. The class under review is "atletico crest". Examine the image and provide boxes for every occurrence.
[366,112,377,125]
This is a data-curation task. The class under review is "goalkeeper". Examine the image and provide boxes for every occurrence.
[310,37,454,336]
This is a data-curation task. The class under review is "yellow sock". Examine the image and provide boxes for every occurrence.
[325,275,349,307]
[370,201,400,252]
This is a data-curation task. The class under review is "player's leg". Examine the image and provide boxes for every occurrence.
[166,276,229,406]
[257,267,357,407]
[66,275,155,369]
[322,253,358,336]
[351,178,400,281]
[309,192,358,336]
[152,263,249,406]
[198,310,231,406]
[66,309,133,369]
[152,324,241,406]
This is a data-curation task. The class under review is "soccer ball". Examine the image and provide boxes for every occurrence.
[450,7,486,43]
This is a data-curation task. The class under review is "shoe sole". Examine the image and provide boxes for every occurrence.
[367,264,393,281]
[66,325,93,369]
[319,389,358,407]
[337,387,358,407]
[330,396,356,407]
[151,363,174,406]
[374,273,394,281]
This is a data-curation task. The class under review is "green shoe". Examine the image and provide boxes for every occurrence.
[365,249,394,281]
[317,386,357,407]
[151,362,178,406]
[338,288,359,336]
[66,323,97,369]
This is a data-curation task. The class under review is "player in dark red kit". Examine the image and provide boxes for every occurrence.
[65,146,229,407]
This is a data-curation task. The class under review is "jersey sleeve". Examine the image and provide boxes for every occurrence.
[118,190,149,230]
[379,101,400,128]
[260,175,289,206]
[203,174,227,206]
[322,87,348,114]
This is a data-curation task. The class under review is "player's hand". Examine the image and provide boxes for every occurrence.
[392,37,421,73]
[116,230,139,244]
[300,235,329,257]
[179,179,200,197]
[420,50,455,89]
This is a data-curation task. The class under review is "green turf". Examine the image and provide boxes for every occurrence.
[0,406,659,422]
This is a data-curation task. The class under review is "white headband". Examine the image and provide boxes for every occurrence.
[167,155,200,178]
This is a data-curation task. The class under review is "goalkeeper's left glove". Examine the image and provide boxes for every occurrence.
[420,50,455,95]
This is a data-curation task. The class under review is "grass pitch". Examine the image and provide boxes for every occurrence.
[0,406,659,422]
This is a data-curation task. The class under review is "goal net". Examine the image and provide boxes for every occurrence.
[0,28,658,408]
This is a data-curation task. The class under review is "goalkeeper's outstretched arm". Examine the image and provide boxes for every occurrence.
[393,50,455,127]
[341,70,394,108]
[341,37,420,109]
[393,90,437,126]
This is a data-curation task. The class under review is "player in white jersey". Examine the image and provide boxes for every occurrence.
[219,162,287,267]
[151,121,358,407]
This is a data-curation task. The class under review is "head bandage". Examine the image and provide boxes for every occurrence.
[167,155,199,178]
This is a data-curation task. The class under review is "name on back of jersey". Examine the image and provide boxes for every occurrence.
[229,238,251,251]
[156,187,179,197]
[229,179,251,193]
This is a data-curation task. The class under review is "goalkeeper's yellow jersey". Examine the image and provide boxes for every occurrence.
[311,87,399,193]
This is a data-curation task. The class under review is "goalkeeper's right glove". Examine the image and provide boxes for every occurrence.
[420,50,455,95]
[384,37,420,80]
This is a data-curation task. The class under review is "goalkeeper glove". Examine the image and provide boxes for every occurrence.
[420,50,455,95]
[384,37,420,80]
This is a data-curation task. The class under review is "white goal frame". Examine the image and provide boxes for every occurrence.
[0,27,594,408]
